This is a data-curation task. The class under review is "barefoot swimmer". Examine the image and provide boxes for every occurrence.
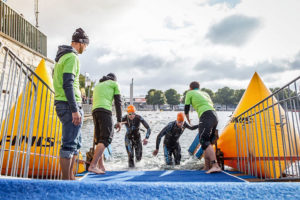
[185,81,221,173]
[88,73,122,174]
[153,113,198,165]
[121,105,151,168]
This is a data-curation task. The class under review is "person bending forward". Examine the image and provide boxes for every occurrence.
[153,113,198,165]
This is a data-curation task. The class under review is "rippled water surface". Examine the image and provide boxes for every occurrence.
[81,111,232,171]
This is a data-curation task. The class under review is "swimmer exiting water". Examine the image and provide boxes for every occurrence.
[121,105,151,168]
[153,113,198,165]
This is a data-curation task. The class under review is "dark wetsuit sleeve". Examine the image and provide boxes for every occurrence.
[63,73,78,113]
[184,105,190,115]
[184,122,198,130]
[156,125,168,150]
[140,117,151,139]
[114,94,122,122]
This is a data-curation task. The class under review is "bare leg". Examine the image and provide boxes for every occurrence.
[205,145,222,174]
[88,143,106,174]
[203,153,211,171]
[97,154,106,172]
[60,157,71,180]
[69,155,76,180]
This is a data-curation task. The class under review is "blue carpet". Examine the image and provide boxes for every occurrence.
[81,170,245,182]
[1,178,300,200]
[223,170,258,180]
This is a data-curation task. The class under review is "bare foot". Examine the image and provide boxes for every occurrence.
[206,166,222,174]
[100,167,106,172]
[88,166,106,174]
[98,164,106,172]
[70,173,76,180]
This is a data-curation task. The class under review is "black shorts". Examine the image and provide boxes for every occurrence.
[93,110,114,147]
[198,110,218,150]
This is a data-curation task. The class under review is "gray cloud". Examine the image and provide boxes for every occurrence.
[96,54,167,72]
[79,49,174,83]
[206,14,261,46]
[194,56,296,82]
[134,55,165,69]
[194,59,249,80]
[76,46,111,79]
[208,0,242,8]
[290,52,300,70]
[79,48,190,93]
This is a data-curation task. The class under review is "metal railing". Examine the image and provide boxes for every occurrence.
[233,76,300,181]
[0,42,63,179]
[0,1,47,56]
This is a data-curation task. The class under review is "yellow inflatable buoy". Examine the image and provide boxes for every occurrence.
[218,72,300,178]
[0,59,84,178]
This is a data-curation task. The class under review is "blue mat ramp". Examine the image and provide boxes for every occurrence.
[81,170,245,182]
[1,178,300,200]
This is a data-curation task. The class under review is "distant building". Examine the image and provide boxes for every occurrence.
[174,104,185,111]
[123,96,154,111]
[214,103,236,111]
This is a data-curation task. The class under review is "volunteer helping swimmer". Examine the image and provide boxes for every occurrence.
[88,79,221,173]
[115,81,220,173]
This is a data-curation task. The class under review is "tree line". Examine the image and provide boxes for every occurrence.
[146,87,246,109]
[146,87,299,110]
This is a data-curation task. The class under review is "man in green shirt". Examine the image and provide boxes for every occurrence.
[88,73,122,174]
[185,81,221,173]
[53,28,89,180]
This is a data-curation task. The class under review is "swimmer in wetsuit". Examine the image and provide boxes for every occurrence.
[153,113,198,165]
[121,105,151,168]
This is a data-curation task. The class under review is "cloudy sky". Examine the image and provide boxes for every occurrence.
[6,0,300,96]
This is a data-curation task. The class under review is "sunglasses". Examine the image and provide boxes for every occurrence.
[128,113,135,116]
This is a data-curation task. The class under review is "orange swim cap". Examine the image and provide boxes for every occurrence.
[177,112,184,122]
[127,105,136,113]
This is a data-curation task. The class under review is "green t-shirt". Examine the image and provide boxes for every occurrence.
[93,80,121,111]
[185,89,215,118]
[53,52,81,102]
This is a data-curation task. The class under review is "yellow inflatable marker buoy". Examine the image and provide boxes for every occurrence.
[0,59,84,178]
[218,72,300,178]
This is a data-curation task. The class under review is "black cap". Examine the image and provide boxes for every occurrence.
[72,28,89,45]
[107,73,117,81]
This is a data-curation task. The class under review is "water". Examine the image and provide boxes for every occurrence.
[81,111,233,171]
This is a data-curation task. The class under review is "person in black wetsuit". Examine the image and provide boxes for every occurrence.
[121,105,151,168]
[153,112,198,165]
